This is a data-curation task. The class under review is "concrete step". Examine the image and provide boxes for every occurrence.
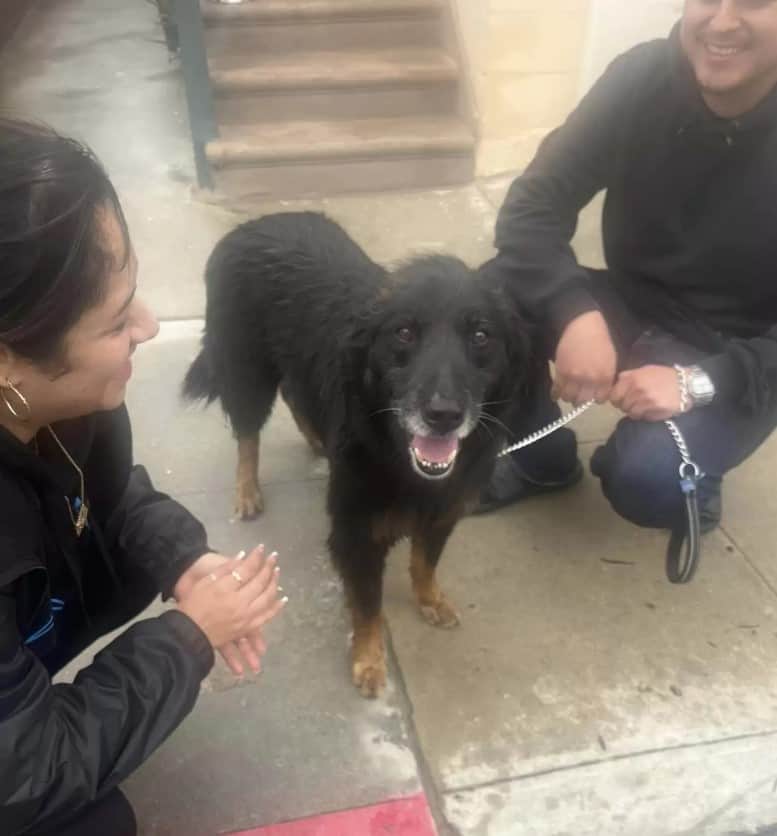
[210,48,460,123]
[205,115,475,199]
[201,0,446,25]
[207,114,474,164]
[209,48,458,91]
[201,0,444,55]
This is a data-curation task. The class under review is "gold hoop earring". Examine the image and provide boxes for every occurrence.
[1,381,31,422]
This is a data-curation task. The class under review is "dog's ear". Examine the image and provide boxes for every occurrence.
[340,260,396,396]
[332,300,385,445]
[341,311,377,391]
[481,265,544,410]
[484,275,533,362]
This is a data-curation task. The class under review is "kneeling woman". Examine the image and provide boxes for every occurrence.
[0,118,286,836]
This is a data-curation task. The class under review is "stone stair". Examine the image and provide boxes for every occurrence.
[200,0,475,199]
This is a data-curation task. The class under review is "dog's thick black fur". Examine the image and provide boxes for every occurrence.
[184,211,535,697]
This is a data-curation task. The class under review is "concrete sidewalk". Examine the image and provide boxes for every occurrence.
[4,2,777,835]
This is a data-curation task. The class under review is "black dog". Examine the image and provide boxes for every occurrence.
[183,212,534,697]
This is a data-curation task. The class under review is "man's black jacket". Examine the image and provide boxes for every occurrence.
[492,29,777,416]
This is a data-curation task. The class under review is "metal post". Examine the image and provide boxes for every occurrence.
[173,0,217,189]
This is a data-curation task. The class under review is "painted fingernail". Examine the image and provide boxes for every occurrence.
[274,566,280,575]
[281,596,289,604]
[277,585,284,593]
[269,551,278,560]
[236,550,247,560]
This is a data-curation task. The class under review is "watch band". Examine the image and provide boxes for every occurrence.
[673,365,690,413]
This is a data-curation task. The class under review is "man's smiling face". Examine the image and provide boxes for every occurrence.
[681,0,777,115]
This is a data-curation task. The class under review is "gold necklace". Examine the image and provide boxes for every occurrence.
[46,426,89,536]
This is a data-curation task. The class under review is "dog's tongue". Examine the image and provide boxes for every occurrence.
[412,434,459,463]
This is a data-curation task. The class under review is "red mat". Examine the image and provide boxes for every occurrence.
[229,793,437,836]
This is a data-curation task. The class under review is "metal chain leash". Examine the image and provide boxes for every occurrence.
[496,404,705,585]
[664,418,702,480]
[497,400,595,458]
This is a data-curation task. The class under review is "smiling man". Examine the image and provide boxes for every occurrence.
[478,1,777,545]
[685,0,777,115]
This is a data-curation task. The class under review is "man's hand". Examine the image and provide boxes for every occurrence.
[174,550,273,677]
[610,365,683,421]
[553,310,617,405]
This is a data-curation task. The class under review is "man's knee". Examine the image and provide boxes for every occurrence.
[591,420,683,529]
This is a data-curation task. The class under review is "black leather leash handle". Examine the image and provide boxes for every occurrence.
[664,419,704,584]
[665,464,702,584]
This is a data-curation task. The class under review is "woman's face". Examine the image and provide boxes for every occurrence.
[13,207,159,428]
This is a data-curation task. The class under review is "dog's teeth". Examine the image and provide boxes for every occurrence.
[410,444,459,478]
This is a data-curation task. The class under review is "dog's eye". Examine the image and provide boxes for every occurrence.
[472,329,490,347]
[396,326,415,344]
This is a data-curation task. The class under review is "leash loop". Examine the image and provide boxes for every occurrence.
[663,419,704,585]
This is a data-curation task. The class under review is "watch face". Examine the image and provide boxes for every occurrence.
[689,370,714,401]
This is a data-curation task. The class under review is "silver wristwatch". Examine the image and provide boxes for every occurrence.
[685,365,716,407]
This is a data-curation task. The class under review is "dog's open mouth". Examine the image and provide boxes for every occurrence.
[409,433,460,480]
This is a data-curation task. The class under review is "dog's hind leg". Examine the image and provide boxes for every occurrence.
[222,360,279,520]
[329,522,389,699]
[410,523,460,629]
[236,434,262,519]
[279,381,325,456]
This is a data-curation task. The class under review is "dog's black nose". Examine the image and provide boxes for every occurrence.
[423,395,464,434]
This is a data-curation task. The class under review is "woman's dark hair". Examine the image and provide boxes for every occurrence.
[0,117,130,364]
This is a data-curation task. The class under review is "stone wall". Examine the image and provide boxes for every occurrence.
[451,0,684,177]
[580,0,683,92]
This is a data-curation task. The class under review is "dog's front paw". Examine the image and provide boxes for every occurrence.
[420,595,460,629]
[351,615,386,698]
[352,655,387,699]
[235,485,263,520]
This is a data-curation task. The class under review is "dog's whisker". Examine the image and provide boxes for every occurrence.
[477,419,495,442]
[370,407,401,417]
[478,399,512,409]
[478,415,502,436]
[480,419,514,438]
[480,411,515,438]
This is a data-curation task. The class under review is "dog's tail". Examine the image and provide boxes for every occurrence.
[182,342,218,404]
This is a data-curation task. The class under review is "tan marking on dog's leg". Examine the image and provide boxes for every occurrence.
[351,610,386,699]
[290,405,325,456]
[280,389,325,456]
[410,539,460,628]
[235,435,263,519]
